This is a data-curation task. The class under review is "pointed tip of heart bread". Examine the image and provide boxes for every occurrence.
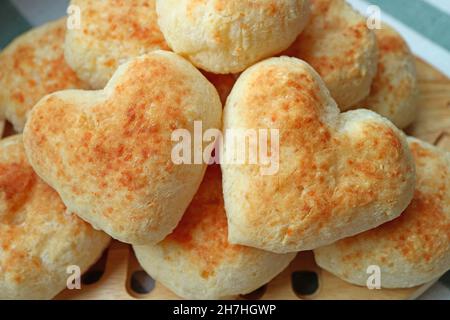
[133,165,295,299]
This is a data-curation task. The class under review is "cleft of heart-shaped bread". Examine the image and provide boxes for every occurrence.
[23,51,222,245]
[221,56,415,254]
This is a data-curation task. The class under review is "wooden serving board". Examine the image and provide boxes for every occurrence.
[5,58,449,300]
[54,241,437,300]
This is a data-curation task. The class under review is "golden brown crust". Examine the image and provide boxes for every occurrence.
[283,0,378,109]
[156,0,311,74]
[222,57,415,253]
[166,166,244,277]
[0,19,87,132]
[134,166,295,299]
[0,135,110,299]
[23,51,222,245]
[314,138,450,288]
[65,0,170,89]
[360,24,418,129]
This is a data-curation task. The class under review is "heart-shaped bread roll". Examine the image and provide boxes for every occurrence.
[156,0,311,74]
[284,0,378,109]
[65,0,170,89]
[221,57,415,253]
[0,135,110,300]
[360,24,418,129]
[134,166,295,300]
[23,51,222,245]
[314,138,449,288]
[0,19,88,132]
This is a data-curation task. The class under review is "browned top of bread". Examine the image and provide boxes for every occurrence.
[0,135,110,299]
[133,166,295,299]
[284,0,377,109]
[156,0,310,74]
[314,138,449,288]
[360,24,418,129]
[222,57,415,253]
[165,165,245,278]
[23,51,222,245]
[0,19,87,132]
[65,0,170,88]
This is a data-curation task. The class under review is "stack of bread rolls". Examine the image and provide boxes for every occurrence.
[0,0,448,300]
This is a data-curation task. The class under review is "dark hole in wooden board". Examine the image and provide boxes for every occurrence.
[291,271,319,297]
[240,285,267,300]
[81,270,104,285]
[81,249,108,285]
[130,270,155,295]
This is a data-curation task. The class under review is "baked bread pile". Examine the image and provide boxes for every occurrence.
[0,0,448,300]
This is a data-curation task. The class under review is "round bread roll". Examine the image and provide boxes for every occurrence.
[360,24,418,129]
[314,138,449,288]
[0,19,87,133]
[221,56,415,254]
[156,0,311,74]
[134,166,296,300]
[284,0,378,109]
[0,135,111,300]
[23,51,222,245]
[65,0,170,89]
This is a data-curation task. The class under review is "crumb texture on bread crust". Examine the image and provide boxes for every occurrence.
[314,138,450,288]
[134,165,295,300]
[156,0,311,74]
[221,56,415,254]
[284,0,378,109]
[0,18,87,133]
[65,0,170,89]
[23,51,222,245]
[360,24,418,129]
[0,135,110,300]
